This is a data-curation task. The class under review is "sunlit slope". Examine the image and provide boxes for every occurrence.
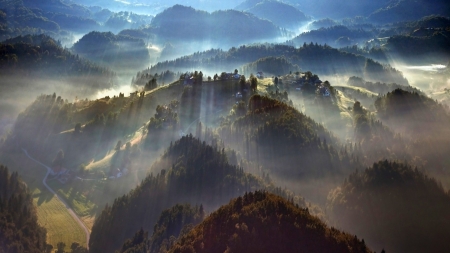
[89,135,301,253]
[0,153,86,249]
[169,191,373,253]
[219,95,360,181]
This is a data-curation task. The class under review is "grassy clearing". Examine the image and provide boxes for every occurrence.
[0,152,87,248]
[33,187,86,248]
[334,85,379,96]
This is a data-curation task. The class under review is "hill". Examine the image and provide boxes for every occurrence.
[368,0,450,23]
[284,0,391,19]
[241,56,301,76]
[116,204,205,253]
[290,25,374,48]
[327,160,450,253]
[89,136,299,253]
[72,31,150,70]
[237,0,310,30]
[219,95,359,180]
[0,165,48,252]
[149,5,283,47]
[0,34,115,88]
[169,191,373,253]
[148,43,408,85]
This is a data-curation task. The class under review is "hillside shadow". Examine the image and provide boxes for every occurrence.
[33,187,54,206]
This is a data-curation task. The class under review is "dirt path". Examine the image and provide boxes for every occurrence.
[22,149,90,249]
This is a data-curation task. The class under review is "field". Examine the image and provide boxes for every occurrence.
[0,152,87,248]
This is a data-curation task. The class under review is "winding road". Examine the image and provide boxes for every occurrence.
[22,149,90,249]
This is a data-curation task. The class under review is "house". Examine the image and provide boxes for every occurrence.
[233,74,241,79]
[257,72,264,79]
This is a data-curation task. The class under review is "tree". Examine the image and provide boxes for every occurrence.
[56,242,66,253]
[52,149,64,167]
[70,242,88,253]
[74,123,81,134]
[239,75,246,89]
[115,140,122,151]
[46,244,54,253]
[274,76,279,86]
[250,74,258,92]
[234,69,238,75]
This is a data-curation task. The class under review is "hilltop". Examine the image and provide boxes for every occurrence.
[328,160,450,253]
[236,0,310,30]
[89,136,301,252]
[170,191,373,253]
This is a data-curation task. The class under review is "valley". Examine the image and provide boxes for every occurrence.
[0,0,449,252]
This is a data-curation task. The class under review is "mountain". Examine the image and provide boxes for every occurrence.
[290,25,374,48]
[149,5,283,47]
[22,0,91,18]
[72,31,150,70]
[105,11,153,33]
[0,34,116,136]
[235,0,310,30]
[375,88,450,138]
[219,95,358,180]
[374,89,450,172]
[307,18,340,30]
[0,165,48,252]
[240,56,301,76]
[284,0,392,19]
[148,43,408,85]
[117,204,205,253]
[327,160,450,253]
[89,136,299,253]
[0,0,60,35]
[169,191,373,253]
[368,0,450,23]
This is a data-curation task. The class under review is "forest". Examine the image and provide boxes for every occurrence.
[0,0,450,252]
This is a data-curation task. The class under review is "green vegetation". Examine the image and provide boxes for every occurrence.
[148,43,408,85]
[0,165,48,252]
[328,160,450,253]
[117,204,205,253]
[72,31,150,69]
[0,34,116,90]
[170,191,373,253]
[241,56,300,77]
[219,95,359,179]
[89,135,301,253]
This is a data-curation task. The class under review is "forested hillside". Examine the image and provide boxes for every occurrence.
[240,56,300,76]
[219,95,359,180]
[327,160,450,253]
[117,204,205,253]
[0,34,116,90]
[0,165,48,253]
[72,31,150,70]
[148,43,408,85]
[169,191,373,253]
[238,0,310,30]
[290,25,373,47]
[89,136,300,253]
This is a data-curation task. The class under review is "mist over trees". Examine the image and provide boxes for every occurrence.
[89,136,300,252]
[328,160,450,253]
[1,0,450,252]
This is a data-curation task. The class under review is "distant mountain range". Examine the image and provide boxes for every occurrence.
[235,0,310,30]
